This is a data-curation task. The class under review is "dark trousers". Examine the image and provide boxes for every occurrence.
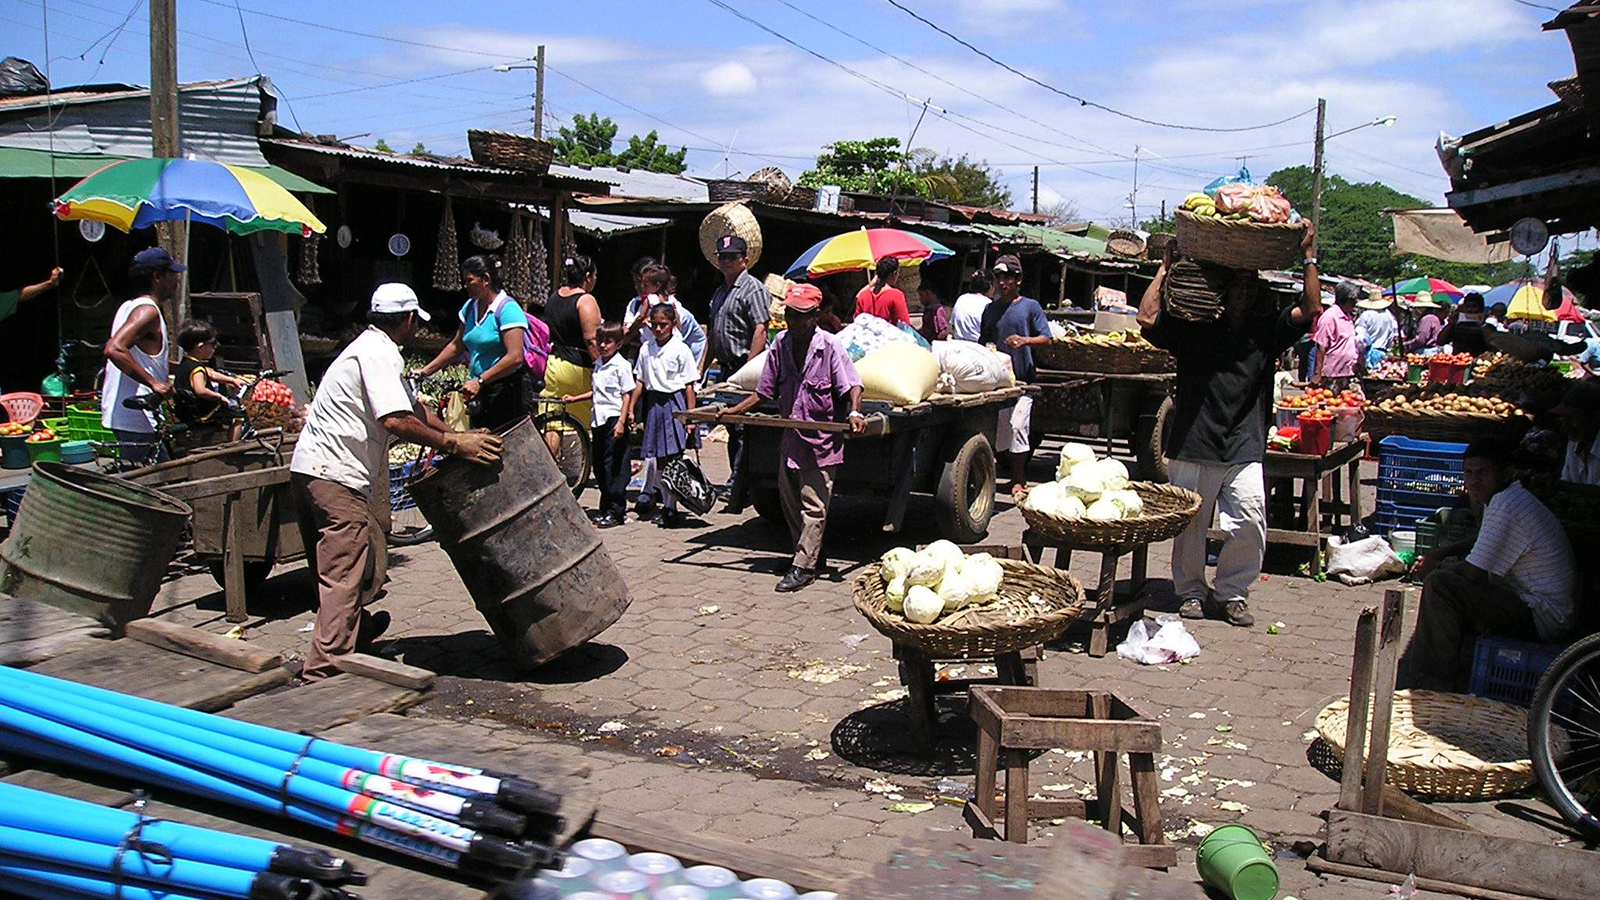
[593,416,630,518]
[1396,562,1543,691]
[724,423,744,489]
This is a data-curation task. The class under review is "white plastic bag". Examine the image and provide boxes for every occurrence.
[1116,616,1201,665]
[931,341,1014,394]
[728,350,767,391]
[1325,535,1407,585]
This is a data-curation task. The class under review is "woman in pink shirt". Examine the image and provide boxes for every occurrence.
[854,256,910,326]
[1312,282,1360,392]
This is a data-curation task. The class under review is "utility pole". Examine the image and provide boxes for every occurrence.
[149,0,184,325]
[1159,199,1166,230]
[1311,97,1327,245]
[1032,166,1039,215]
[1129,146,1140,226]
[533,45,546,139]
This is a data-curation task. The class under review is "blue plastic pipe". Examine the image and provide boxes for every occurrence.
[0,854,215,900]
[0,823,269,899]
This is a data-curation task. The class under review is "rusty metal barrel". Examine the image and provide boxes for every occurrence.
[0,462,192,629]
[406,417,631,669]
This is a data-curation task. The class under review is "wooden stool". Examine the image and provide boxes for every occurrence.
[894,643,1039,753]
[965,686,1176,869]
[1021,529,1152,657]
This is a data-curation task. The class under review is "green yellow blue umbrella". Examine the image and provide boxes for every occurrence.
[52,157,325,236]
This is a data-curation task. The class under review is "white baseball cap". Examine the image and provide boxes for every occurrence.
[370,282,430,320]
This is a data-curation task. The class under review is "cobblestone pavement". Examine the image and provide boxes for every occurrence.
[148,449,1573,897]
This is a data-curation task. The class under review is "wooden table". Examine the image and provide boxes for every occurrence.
[1207,438,1365,573]
[1020,530,1151,658]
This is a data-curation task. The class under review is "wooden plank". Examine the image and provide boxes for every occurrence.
[1004,747,1030,842]
[591,809,869,893]
[1361,590,1406,816]
[124,618,283,673]
[221,675,427,733]
[334,652,435,690]
[221,491,249,624]
[155,466,292,502]
[0,595,109,667]
[1001,718,1162,753]
[25,639,292,711]
[1324,810,1600,900]
[1380,786,1475,831]
[2,766,139,809]
[1308,854,1541,900]
[1338,608,1379,812]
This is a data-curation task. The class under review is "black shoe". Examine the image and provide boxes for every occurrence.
[595,512,622,529]
[634,503,658,522]
[355,610,391,650]
[775,566,818,592]
[659,510,687,528]
[1178,597,1205,619]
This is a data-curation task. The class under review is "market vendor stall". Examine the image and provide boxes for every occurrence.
[1220,439,1365,573]
[1031,330,1175,481]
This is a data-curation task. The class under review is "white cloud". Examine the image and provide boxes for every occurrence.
[393,26,641,66]
[700,61,757,96]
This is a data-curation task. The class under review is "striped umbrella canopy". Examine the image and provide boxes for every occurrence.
[783,227,953,280]
[1382,276,1463,300]
[52,157,325,236]
[1486,279,1584,323]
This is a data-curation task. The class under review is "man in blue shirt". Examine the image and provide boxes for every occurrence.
[979,255,1050,496]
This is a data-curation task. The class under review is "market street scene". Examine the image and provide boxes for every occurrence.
[2,2,1600,899]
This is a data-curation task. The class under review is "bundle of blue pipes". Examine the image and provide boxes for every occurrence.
[0,782,365,900]
[0,665,565,888]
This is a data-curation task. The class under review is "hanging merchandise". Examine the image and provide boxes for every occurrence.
[296,232,322,287]
[434,196,461,292]
[560,210,578,268]
[470,221,503,251]
[528,213,550,303]
[503,213,533,303]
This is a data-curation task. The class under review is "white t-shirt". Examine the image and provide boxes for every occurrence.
[590,352,636,428]
[101,297,169,433]
[1466,480,1578,640]
[635,333,697,393]
[1562,432,1600,486]
[952,292,992,342]
[290,327,415,497]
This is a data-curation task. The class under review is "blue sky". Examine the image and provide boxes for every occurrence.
[7,0,1580,223]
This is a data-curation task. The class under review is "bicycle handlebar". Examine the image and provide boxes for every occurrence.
[122,394,165,412]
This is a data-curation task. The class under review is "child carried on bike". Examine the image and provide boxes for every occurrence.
[174,319,248,441]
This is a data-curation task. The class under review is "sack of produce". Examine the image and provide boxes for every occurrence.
[838,313,918,362]
[728,350,767,391]
[856,342,939,405]
[932,341,1013,394]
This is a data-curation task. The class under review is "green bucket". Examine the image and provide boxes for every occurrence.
[1197,824,1279,900]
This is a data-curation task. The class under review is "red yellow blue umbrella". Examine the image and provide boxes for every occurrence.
[52,157,325,237]
[783,228,952,280]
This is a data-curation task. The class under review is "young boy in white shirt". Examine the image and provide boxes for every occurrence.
[565,321,635,527]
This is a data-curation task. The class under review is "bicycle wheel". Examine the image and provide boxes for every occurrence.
[533,412,592,497]
[1529,631,1600,840]
[386,456,434,547]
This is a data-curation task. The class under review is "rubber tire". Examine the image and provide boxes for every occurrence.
[534,412,593,499]
[936,431,996,544]
[751,486,785,525]
[1528,631,1600,840]
[207,560,274,592]
[1135,395,1173,484]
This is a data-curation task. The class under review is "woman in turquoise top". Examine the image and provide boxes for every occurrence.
[416,255,530,430]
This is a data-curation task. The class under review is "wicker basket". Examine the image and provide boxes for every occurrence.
[853,559,1084,658]
[1034,339,1175,375]
[242,398,303,434]
[698,201,763,268]
[748,167,792,202]
[466,129,553,172]
[1315,690,1563,799]
[784,184,818,209]
[1019,482,1201,549]
[707,179,770,203]
[1106,230,1146,258]
[1174,210,1305,271]
[1363,407,1531,444]
[1144,232,1175,260]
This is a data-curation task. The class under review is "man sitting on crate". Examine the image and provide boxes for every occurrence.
[1136,224,1321,627]
[289,284,503,682]
[1397,440,1577,690]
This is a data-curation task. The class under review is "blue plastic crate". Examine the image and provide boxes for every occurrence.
[388,461,418,512]
[1377,435,1468,512]
[1,486,23,529]
[1467,635,1564,706]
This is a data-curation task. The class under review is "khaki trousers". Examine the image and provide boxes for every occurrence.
[291,473,372,682]
[779,464,836,570]
[1396,561,1542,691]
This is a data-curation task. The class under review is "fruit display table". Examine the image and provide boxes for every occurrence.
[1208,439,1365,572]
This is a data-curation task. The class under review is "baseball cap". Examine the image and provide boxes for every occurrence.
[716,234,749,256]
[132,247,187,273]
[370,282,431,320]
[992,255,1023,275]
[783,283,822,312]
[1553,381,1600,415]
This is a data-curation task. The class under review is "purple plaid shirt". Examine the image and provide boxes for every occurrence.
[757,330,862,470]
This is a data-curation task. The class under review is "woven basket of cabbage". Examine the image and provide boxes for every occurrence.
[853,558,1083,658]
[1315,690,1563,799]
[1020,481,1201,548]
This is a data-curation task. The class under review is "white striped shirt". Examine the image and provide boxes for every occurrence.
[1467,481,1577,640]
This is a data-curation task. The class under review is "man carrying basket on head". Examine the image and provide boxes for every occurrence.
[1136,224,1321,627]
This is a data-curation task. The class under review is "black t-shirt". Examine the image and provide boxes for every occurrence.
[1144,303,1307,465]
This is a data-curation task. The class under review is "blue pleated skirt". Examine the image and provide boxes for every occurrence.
[639,389,698,458]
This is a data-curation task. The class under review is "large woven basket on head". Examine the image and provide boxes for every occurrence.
[1316,690,1561,799]
[466,129,553,173]
[698,201,763,268]
[1019,482,1201,549]
[1174,210,1305,271]
[1034,339,1175,375]
[853,559,1083,658]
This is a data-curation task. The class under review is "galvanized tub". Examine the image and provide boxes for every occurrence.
[406,417,631,669]
[1,462,192,629]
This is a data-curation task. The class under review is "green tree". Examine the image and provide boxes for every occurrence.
[552,113,620,167]
[797,137,927,196]
[373,138,393,153]
[1265,165,1427,281]
[615,129,688,174]
[410,142,429,155]
[913,153,1011,208]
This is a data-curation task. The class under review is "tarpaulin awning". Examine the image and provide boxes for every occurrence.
[1390,208,1514,264]
[0,147,332,194]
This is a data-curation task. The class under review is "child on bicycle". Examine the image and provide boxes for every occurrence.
[562,321,635,528]
[174,319,248,441]
[629,303,698,528]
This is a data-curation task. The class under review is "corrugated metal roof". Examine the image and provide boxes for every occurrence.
[0,146,332,193]
[512,203,667,236]
[264,137,523,175]
[549,163,704,200]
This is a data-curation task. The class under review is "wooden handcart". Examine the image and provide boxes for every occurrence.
[1031,368,1174,482]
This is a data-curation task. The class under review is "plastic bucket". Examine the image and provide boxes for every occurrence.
[1197,824,1279,900]
[1389,529,1417,566]
[1273,406,1302,430]
[1428,359,1467,385]
[25,437,64,464]
[1297,413,1333,456]
[59,441,95,465]
[1331,405,1364,443]
[1406,363,1424,384]
[0,436,29,469]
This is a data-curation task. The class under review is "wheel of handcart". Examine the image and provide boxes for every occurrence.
[935,431,995,543]
[207,560,274,592]
[1135,394,1172,484]
[751,486,785,525]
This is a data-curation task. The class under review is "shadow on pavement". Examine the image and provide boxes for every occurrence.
[830,696,979,777]
[379,631,630,686]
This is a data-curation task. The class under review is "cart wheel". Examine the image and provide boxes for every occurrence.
[1136,395,1173,484]
[936,432,995,543]
[751,486,785,525]
[207,560,274,592]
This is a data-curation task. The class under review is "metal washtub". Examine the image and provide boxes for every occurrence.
[0,462,191,628]
[405,417,631,669]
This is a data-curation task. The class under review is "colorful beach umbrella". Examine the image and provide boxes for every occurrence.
[1382,276,1463,300]
[52,157,325,237]
[783,228,953,280]
[1486,279,1583,323]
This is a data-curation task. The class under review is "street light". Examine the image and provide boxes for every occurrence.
[494,48,545,138]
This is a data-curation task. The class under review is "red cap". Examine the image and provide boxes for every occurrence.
[783,283,823,312]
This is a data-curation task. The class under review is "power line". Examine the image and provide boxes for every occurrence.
[878,0,1317,133]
